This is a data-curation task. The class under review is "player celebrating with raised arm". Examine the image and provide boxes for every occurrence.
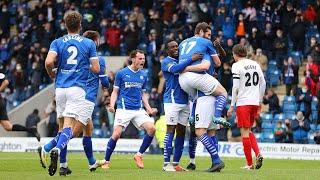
[161,40,202,171]
[227,44,266,170]
[0,73,40,141]
[39,30,109,176]
[101,50,157,170]
[44,11,100,176]
[178,22,230,128]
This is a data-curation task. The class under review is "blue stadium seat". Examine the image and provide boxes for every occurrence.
[274,114,285,122]
[312,97,318,111]
[289,51,303,65]
[255,133,262,142]
[317,125,320,131]
[285,113,296,120]
[268,70,280,86]
[308,132,315,144]
[262,132,274,142]
[93,129,102,138]
[310,124,316,131]
[262,122,274,129]
[283,96,295,102]
[261,113,273,122]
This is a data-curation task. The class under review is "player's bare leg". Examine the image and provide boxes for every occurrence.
[196,128,224,172]
[134,122,155,169]
[101,125,123,170]
[240,127,254,170]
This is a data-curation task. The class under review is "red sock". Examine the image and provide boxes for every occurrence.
[249,132,260,157]
[242,137,253,166]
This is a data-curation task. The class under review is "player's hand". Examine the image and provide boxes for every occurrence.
[108,106,115,113]
[227,106,234,118]
[147,108,158,116]
[191,53,203,61]
[213,39,221,47]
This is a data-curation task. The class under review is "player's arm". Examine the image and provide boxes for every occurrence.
[142,91,157,115]
[45,52,57,78]
[258,65,266,104]
[163,54,203,73]
[89,41,100,73]
[227,65,240,117]
[108,71,121,113]
[98,60,109,88]
[183,58,210,72]
[213,39,226,57]
[207,40,222,67]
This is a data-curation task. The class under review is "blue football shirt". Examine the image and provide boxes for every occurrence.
[49,34,98,89]
[161,56,188,104]
[114,66,147,110]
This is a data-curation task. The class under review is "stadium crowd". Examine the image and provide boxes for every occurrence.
[0,0,320,144]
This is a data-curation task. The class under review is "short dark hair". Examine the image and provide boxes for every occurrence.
[165,39,175,50]
[130,49,145,59]
[194,22,211,35]
[83,30,100,42]
[64,11,82,33]
[232,44,247,57]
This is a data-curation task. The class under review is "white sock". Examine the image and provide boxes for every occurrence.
[60,162,68,168]
[190,158,195,164]
[136,152,142,156]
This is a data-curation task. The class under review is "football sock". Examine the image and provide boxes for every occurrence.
[199,133,221,165]
[249,132,260,157]
[138,134,154,154]
[242,137,253,166]
[83,136,96,165]
[211,135,219,152]
[214,95,226,118]
[189,134,197,160]
[56,127,72,151]
[172,135,185,166]
[163,132,174,165]
[105,138,117,161]
[60,145,67,165]
[44,132,61,152]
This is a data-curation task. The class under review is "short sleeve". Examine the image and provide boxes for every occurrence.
[232,64,240,79]
[114,71,122,89]
[89,40,98,61]
[206,40,218,56]
[48,39,58,54]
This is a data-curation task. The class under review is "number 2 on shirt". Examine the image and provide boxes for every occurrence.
[66,46,78,65]
[180,41,197,55]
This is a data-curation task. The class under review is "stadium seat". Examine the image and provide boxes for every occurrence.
[274,114,285,122]
[308,132,315,144]
[310,124,316,131]
[312,97,318,111]
[285,113,296,120]
[262,122,274,129]
[93,129,102,138]
[268,70,280,86]
[312,112,318,123]
[262,132,274,142]
[316,125,320,131]
[289,51,303,65]
[261,113,273,122]
[255,133,262,142]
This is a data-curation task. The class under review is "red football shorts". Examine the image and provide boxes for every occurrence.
[236,105,260,128]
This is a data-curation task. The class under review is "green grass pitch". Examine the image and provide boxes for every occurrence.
[0,152,319,180]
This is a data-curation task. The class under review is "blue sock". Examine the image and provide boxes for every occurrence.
[211,136,219,152]
[214,95,226,118]
[44,132,61,152]
[60,145,67,164]
[56,127,72,151]
[173,135,185,166]
[138,134,154,154]
[189,134,197,159]
[83,136,96,165]
[191,100,197,119]
[199,133,221,165]
[163,133,174,164]
[105,138,117,161]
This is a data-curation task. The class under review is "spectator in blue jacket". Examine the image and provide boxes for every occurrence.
[291,111,311,144]
[294,87,313,119]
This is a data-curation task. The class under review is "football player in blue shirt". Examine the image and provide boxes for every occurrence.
[44,11,100,176]
[101,50,157,170]
[39,30,109,176]
[161,40,202,171]
[178,22,229,128]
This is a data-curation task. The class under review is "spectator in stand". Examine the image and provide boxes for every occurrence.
[235,13,246,42]
[248,27,262,50]
[222,16,235,40]
[305,37,318,57]
[274,121,286,143]
[273,28,287,70]
[263,89,281,115]
[104,20,121,55]
[314,131,320,144]
[294,87,313,119]
[13,63,26,103]
[303,5,317,23]
[29,61,42,96]
[129,6,145,28]
[311,43,320,66]
[44,98,57,137]
[283,57,299,96]
[0,3,10,38]
[0,38,9,63]
[290,12,307,53]
[123,21,139,54]
[253,48,268,73]
[25,109,40,137]
[292,111,311,144]
[242,1,257,32]
[284,119,293,143]
[261,22,274,59]
[239,37,254,58]
[220,62,232,93]
[279,2,295,35]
